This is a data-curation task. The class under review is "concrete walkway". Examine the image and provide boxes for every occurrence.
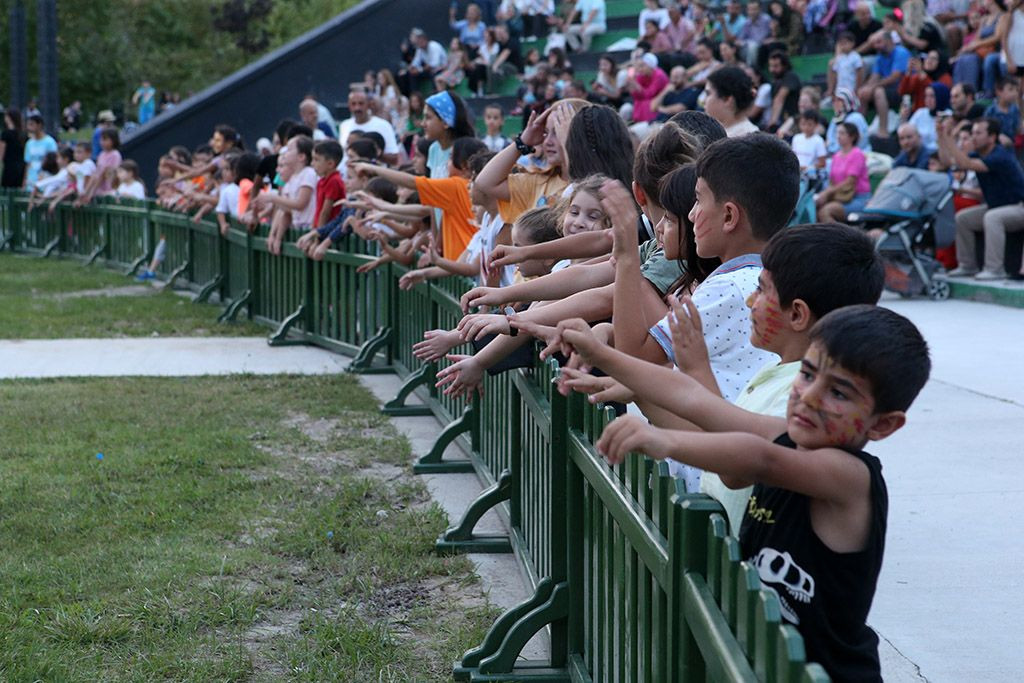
[1,295,1021,679]
[0,338,349,378]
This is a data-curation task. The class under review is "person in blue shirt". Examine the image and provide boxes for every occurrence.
[132,80,156,124]
[22,113,57,188]
[983,75,1022,148]
[940,117,1024,280]
[856,31,910,139]
[892,123,931,169]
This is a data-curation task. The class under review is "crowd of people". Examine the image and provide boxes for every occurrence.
[3,3,1024,677]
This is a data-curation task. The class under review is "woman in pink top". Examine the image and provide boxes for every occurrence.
[626,53,669,124]
[817,122,871,223]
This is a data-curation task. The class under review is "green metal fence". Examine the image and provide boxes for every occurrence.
[0,192,829,683]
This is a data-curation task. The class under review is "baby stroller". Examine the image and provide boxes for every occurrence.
[847,167,955,301]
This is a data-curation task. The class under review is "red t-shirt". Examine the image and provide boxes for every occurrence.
[315,171,346,228]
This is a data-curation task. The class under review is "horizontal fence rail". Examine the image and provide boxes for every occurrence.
[0,190,829,682]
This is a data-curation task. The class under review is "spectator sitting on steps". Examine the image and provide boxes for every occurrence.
[941,117,1024,280]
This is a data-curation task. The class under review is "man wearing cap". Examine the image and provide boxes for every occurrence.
[398,28,447,96]
[91,110,118,160]
[337,90,400,177]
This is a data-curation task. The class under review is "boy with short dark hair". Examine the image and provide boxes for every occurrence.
[555,304,931,682]
[311,139,346,229]
[482,104,510,153]
[984,75,1021,148]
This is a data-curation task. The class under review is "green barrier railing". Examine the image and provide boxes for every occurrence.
[0,190,829,683]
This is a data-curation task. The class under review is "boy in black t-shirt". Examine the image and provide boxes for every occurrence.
[554,305,931,682]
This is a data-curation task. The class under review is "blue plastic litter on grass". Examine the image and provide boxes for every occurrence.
[326,531,334,539]
[96,453,104,460]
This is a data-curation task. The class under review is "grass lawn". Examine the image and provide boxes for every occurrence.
[0,252,266,339]
[0,374,496,681]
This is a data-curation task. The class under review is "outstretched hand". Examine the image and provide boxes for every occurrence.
[599,179,640,256]
[666,294,710,377]
[434,354,485,399]
[596,415,670,465]
[558,366,636,404]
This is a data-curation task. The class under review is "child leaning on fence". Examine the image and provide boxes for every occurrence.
[551,304,930,683]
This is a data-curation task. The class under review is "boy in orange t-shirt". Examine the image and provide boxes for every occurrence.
[350,136,487,259]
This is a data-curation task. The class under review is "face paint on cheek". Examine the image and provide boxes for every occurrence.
[756,299,785,345]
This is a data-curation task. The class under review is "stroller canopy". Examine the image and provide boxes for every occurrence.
[863,168,952,218]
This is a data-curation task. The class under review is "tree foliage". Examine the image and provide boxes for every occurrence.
[0,0,360,119]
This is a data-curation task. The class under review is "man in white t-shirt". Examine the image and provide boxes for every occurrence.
[565,0,607,53]
[337,90,400,176]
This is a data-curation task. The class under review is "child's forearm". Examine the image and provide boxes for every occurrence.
[499,262,615,305]
[588,343,783,439]
[364,165,417,190]
[434,253,479,277]
[524,231,613,261]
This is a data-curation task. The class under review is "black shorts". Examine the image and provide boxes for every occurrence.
[883,84,901,108]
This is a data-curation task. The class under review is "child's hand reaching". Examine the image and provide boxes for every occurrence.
[413,329,463,362]
[311,237,332,261]
[434,354,485,399]
[457,313,511,341]
[596,415,671,465]
[487,244,528,267]
[599,180,640,257]
[460,285,503,313]
[667,294,722,395]
[558,366,636,404]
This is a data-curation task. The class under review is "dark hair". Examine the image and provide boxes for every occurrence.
[467,150,496,177]
[513,206,560,244]
[366,176,398,204]
[194,144,214,157]
[633,122,698,206]
[415,137,432,158]
[808,305,931,413]
[429,92,477,140]
[695,134,800,241]
[313,139,343,164]
[659,165,721,293]
[799,108,820,123]
[837,30,856,43]
[840,121,860,145]
[4,108,24,137]
[976,117,1002,138]
[452,137,488,170]
[100,128,120,149]
[706,66,755,113]
[287,123,313,140]
[58,146,74,162]
[768,51,791,71]
[214,124,239,147]
[484,103,505,116]
[276,118,299,143]
[168,145,191,165]
[361,131,387,155]
[232,152,261,182]
[290,135,314,164]
[957,82,977,98]
[763,223,883,320]
[40,152,59,176]
[565,104,635,188]
[119,159,140,178]
[995,74,1020,92]
[347,137,379,161]
[668,111,728,150]
[76,141,92,153]
[27,113,44,126]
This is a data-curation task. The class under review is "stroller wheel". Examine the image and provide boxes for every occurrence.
[928,279,951,301]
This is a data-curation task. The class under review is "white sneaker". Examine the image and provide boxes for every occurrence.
[975,269,1007,281]
[946,267,978,277]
